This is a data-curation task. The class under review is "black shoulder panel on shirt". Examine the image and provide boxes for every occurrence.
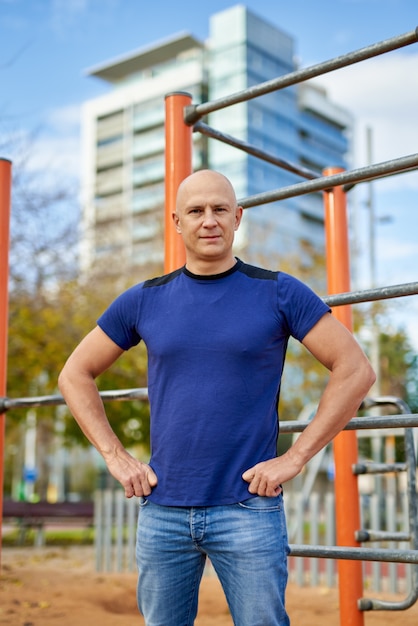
[237,262,278,282]
[143,267,184,289]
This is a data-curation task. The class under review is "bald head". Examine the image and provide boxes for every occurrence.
[176,170,238,214]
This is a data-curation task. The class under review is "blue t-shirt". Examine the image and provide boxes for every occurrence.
[97,259,330,506]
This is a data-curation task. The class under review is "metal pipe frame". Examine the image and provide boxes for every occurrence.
[358,424,418,611]
[324,282,418,307]
[184,28,418,123]
[191,125,418,205]
[279,414,418,433]
[3,394,418,431]
[238,153,418,208]
[0,388,149,413]
[193,120,319,181]
[352,398,418,611]
[289,544,418,565]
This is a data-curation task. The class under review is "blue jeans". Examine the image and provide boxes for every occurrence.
[136,495,290,625]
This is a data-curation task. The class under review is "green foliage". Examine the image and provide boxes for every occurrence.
[7,277,151,448]
[276,241,330,421]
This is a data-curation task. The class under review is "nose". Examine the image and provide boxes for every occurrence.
[202,209,217,227]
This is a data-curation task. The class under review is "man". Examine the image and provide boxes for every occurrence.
[58,169,375,625]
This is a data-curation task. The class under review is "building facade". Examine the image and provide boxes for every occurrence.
[80,5,351,277]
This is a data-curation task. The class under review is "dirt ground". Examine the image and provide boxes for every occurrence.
[1,546,417,625]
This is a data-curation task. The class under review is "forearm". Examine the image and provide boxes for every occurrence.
[287,360,374,469]
[58,367,123,460]
[242,336,375,495]
[58,327,157,497]
[59,365,157,497]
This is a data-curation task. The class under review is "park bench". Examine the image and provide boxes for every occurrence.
[2,499,94,547]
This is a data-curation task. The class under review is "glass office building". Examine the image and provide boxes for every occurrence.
[80,5,351,276]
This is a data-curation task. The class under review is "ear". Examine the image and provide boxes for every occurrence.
[234,206,243,230]
[172,212,181,233]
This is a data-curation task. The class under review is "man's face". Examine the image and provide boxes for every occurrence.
[173,171,243,268]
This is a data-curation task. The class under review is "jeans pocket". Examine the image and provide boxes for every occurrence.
[139,496,149,508]
[237,494,282,511]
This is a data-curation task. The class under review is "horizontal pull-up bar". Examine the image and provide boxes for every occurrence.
[324,281,418,306]
[279,413,418,434]
[289,544,418,565]
[0,387,149,413]
[239,152,418,207]
[185,28,418,124]
[193,121,318,180]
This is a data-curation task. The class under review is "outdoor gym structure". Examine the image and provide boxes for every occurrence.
[2,26,418,626]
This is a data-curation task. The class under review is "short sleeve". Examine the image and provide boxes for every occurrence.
[97,285,142,350]
[277,272,331,342]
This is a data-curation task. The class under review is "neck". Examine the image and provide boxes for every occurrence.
[185,256,237,276]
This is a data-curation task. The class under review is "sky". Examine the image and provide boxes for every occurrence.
[1,0,418,345]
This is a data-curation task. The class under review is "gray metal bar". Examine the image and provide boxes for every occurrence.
[185,29,418,122]
[323,282,418,307]
[356,530,411,543]
[358,398,418,611]
[238,153,418,208]
[279,414,418,434]
[361,395,412,413]
[193,121,318,180]
[360,593,418,612]
[0,387,149,412]
[289,544,418,564]
[360,426,418,610]
[2,397,418,433]
[353,462,407,475]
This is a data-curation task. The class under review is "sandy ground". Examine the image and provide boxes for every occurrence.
[1,546,418,625]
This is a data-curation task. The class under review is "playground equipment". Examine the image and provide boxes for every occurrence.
[2,27,418,626]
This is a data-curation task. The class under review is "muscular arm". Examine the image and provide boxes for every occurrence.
[58,326,157,497]
[242,313,376,496]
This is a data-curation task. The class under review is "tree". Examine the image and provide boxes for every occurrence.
[3,131,153,497]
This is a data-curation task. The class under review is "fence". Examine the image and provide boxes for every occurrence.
[93,485,412,594]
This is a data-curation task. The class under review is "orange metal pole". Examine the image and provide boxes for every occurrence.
[323,167,364,626]
[164,92,192,273]
[0,158,12,568]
